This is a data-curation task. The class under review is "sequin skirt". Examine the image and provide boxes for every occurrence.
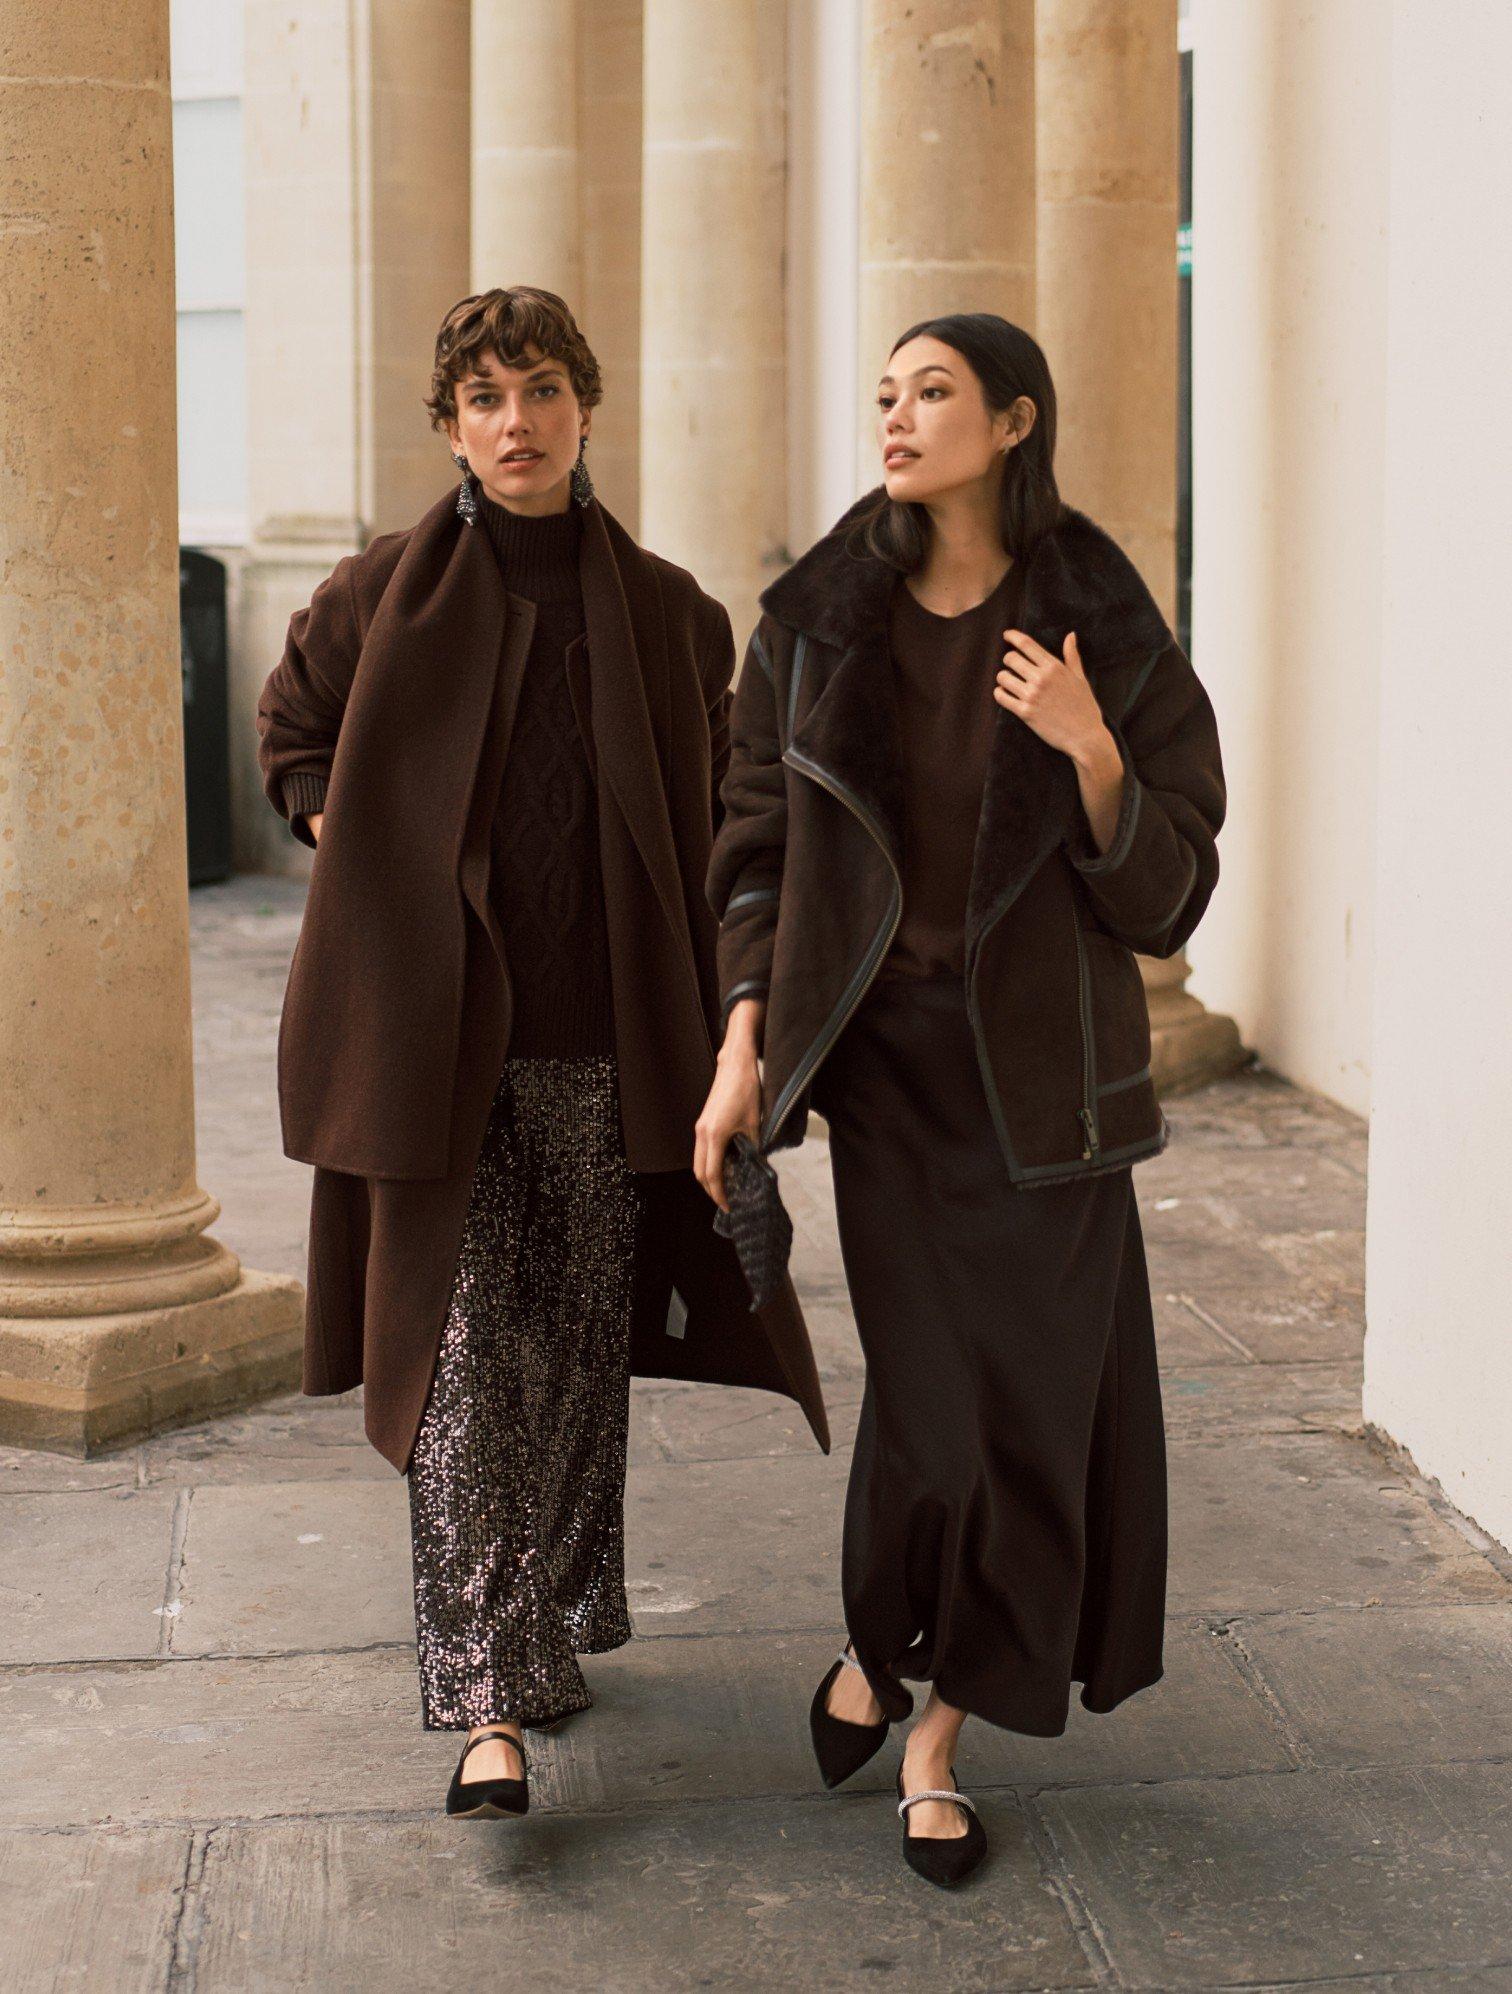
[406,1053,642,1730]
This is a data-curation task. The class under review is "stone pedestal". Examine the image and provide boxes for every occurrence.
[1145,956,1248,1094]
[0,0,302,1453]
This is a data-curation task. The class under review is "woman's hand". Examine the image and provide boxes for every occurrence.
[695,1000,766,1211]
[995,628,1126,855]
[306,811,324,845]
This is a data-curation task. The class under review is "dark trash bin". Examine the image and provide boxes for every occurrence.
[180,547,233,886]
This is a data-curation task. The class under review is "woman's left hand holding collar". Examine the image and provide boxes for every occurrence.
[995,628,1127,856]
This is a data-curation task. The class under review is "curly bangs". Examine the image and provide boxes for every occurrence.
[424,286,603,430]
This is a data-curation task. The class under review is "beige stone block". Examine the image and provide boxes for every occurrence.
[0,1269,303,1456]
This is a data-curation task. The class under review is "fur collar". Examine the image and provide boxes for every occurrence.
[758,487,1176,953]
[760,485,1172,675]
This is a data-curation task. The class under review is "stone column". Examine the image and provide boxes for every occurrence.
[472,0,580,299]
[0,0,302,1451]
[640,0,786,648]
[239,0,470,877]
[1037,0,1243,1088]
[858,0,1036,484]
[579,0,644,529]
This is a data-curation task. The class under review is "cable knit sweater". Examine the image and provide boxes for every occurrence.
[474,490,615,1057]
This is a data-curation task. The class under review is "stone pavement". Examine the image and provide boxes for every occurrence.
[3,875,1510,1993]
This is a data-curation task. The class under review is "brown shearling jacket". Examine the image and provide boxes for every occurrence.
[706,489,1227,1188]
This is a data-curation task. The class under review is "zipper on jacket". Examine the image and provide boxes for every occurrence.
[762,746,902,1149]
[1071,917,1101,1161]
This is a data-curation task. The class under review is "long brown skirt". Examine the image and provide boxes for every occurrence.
[811,972,1167,1736]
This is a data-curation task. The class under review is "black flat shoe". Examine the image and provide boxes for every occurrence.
[896,1765,987,1888]
[445,1724,529,1819]
[809,1648,890,1789]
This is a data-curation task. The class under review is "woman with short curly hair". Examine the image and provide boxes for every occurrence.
[257,286,826,1822]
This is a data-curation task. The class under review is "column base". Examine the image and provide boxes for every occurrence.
[0,1268,304,1456]
[1147,980,1250,1093]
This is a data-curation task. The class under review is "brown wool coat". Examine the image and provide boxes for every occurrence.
[256,483,827,1472]
[707,489,1228,1186]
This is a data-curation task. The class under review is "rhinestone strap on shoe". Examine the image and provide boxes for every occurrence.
[838,1649,865,1672]
[898,1788,978,1819]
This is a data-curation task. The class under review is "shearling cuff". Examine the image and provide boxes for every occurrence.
[1065,726,1141,875]
[281,770,329,847]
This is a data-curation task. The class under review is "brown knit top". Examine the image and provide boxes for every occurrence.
[879,559,1023,983]
[475,490,615,1057]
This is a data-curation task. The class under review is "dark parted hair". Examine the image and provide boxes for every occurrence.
[850,312,1064,572]
[423,286,604,431]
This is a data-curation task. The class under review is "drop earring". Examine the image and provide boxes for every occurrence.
[570,436,594,508]
[451,448,478,526]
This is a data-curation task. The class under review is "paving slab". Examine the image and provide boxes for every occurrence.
[1242,1971,1512,1993]
[139,1394,391,1485]
[0,1617,1294,1837]
[1152,1287,1255,1367]
[1034,1760,1512,1988]
[0,1826,189,1992]
[1160,1068,1367,1152]
[1168,1431,1509,1615]
[186,1800,1092,1992]
[0,1443,142,1495]
[0,1649,444,1828]
[0,1487,181,1665]
[555,1617,1294,1806]
[1160,1276,1366,1364]
[172,1477,415,1657]
[639,1379,864,1463]
[1160,1360,1362,1439]
[135,1386,666,1482]
[1233,1603,1512,1768]
[1143,1142,1366,1216]
[1145,1228,1315,1301]
[624,1451,850,1638]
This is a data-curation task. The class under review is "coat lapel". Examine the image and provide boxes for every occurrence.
[579,498,703,993]
[781,563,906,873]
[759,485,1175,953]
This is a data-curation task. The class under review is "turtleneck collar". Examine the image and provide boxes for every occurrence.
[475,487,583,604]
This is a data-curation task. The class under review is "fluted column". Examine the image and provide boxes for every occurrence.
[640,0,786,648]
[0,0,302,1451]
[472,0,580,298]
[858,1,1036,482]
[1037,0,1243,1088]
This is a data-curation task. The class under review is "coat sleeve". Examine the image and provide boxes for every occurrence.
[254,554,364,850]
[695,593,737,838]
[705,614,788,1038]
[1062,637,1227,959]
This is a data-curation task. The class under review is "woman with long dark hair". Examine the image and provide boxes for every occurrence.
[257,287,826,1823]
[698,313,1225,1885]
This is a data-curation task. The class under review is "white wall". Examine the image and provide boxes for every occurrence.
[171,0,248,547]
[1186,0,1391,1118]
[1362,1,1512,1546]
